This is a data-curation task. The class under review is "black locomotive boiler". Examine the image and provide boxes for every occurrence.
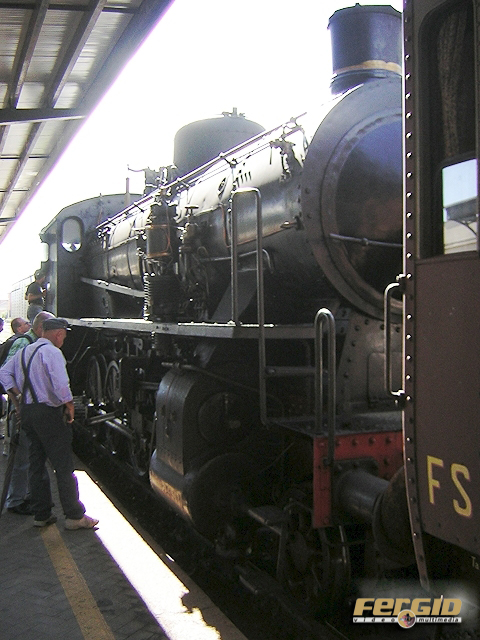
[39,4,412,616]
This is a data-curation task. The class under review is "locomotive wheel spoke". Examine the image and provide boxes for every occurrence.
[104,361,122,412]
[86,356,103,406]
[280,491,350,617]
[105,426,125,457]
[103,360,127,457]
[85,355,108,441]
[128,429,150,477]
[127,408,151,477]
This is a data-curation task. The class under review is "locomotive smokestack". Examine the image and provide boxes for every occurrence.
[329,4,402,94]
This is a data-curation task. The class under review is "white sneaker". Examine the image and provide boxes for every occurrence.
[65,514,99,530]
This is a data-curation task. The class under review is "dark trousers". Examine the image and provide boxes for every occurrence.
[21,403,85,520]
[27,303,43,323]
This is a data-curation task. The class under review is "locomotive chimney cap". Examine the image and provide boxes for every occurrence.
[328,4,402,94]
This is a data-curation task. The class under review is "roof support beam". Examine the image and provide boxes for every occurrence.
[9,0,50,108]
[0,109,86,126]
[48,0,109,106]
[0,0,107,218]
[0,0,174,242]
[0,0,49,157]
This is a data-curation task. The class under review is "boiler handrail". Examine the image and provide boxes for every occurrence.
[230,188,267,423]
[315,308,336,464]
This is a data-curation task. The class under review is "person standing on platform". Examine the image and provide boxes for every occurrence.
[0,317,98,529]
[5,312,52,363]
[25,270,47,323]
[0,317,4,439]
[1,311,53,514]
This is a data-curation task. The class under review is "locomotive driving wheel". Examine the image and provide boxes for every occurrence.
[280,489,350,617]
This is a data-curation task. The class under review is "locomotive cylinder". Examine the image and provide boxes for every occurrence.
[335,467,415,566]
[335,468,388,524]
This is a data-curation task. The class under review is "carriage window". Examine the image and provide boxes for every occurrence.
[61,217,82,252]
[442,158,477,253]
[421,1,477,256]
[40,241,49,262]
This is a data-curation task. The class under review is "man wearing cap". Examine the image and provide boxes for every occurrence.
[0,317,98,529]
[1,311,53,515]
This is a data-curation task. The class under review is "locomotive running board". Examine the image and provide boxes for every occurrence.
[67,317,316,340]
[80,277,146,298]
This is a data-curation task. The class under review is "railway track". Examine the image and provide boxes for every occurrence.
[72,423,349,640]
[72,423,478,640]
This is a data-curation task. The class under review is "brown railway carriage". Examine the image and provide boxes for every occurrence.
[400,0,480,597]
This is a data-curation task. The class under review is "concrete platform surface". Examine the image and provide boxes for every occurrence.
[0,419,247,640]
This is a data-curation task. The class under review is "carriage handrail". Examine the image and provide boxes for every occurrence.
[384,279,405,398]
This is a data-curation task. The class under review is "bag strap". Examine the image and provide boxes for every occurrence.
[21,343,47,404]
[0,335,17,367]
[0,333,35,368]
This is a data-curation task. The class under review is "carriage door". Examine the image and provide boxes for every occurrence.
[403,0,480,583]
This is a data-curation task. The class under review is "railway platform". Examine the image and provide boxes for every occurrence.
[0,417,247,640]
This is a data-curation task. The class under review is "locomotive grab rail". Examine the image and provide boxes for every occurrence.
[329,232,402,249]
[230,189,241,325]
[315,309,336,463]
[231,188,269,424]
[254,188,267,425]
[80,277,145,298]
[232,189,338,437]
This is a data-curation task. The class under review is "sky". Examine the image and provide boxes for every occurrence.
[0,0,402,301]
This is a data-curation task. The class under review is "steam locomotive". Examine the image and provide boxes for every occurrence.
[37,3,417,618]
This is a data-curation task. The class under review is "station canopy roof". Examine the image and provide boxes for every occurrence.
[0,0,174,245]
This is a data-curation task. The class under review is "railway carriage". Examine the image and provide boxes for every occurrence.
[401,0,480,600]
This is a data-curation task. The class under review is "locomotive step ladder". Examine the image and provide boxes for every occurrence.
[231,189,337,464]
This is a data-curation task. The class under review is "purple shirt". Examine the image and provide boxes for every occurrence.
[0,337,73,407]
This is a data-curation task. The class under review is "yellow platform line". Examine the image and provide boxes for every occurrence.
[41,524,116,640]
